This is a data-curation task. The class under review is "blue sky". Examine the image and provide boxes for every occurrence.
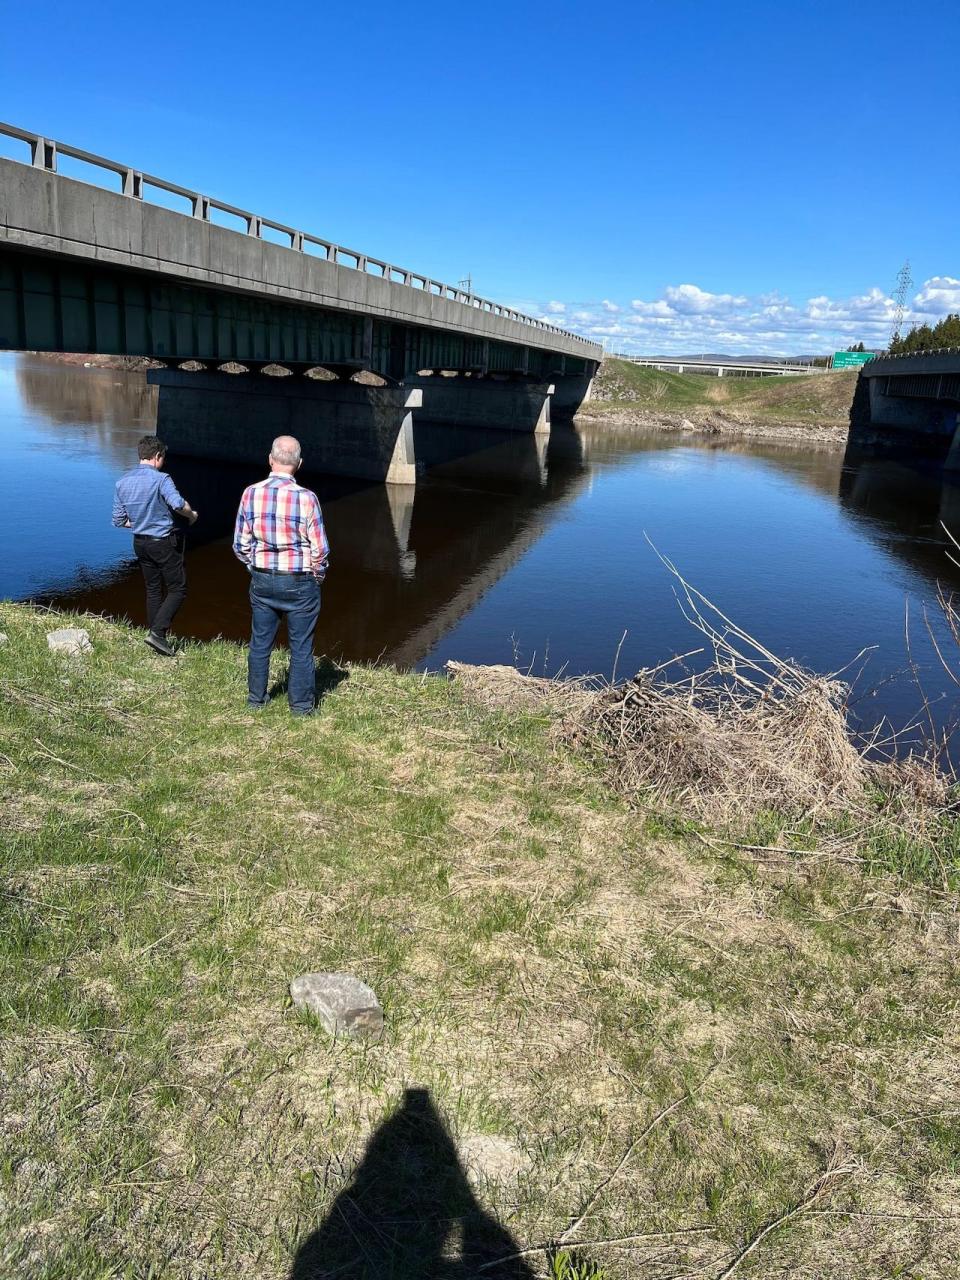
[3,0,957,354]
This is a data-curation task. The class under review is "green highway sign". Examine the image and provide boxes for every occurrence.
[832,351,874,368]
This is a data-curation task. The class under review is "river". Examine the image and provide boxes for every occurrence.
[5,352,960,752]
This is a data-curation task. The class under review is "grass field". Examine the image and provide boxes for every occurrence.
[589,360,859,426]
[2,604,960,1278]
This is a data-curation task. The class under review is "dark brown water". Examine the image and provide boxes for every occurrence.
[6,352,960,751]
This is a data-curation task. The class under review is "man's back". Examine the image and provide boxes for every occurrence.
[113,464,185,537]
[235,437,329,716]
[112,435,196,656]
[233,474,329,578]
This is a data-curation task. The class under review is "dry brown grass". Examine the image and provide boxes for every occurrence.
[568,671,863,821]
[445,659,593,714]
[563,556,866,822]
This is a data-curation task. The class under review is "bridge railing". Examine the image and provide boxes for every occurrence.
[864,347,960,361]
[0,121,597,351]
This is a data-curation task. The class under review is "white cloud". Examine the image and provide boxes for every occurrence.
[630,298,675,317]
[914,276,960,314]
[538,276,956,356]
[662,283,748,314]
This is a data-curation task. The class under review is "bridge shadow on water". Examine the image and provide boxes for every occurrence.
[288,1088,536,1280]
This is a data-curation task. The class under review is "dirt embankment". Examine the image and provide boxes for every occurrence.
[579,359,858,445]
[27,352,161,372]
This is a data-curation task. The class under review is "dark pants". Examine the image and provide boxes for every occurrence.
[133,531,186,635]
[248,570,321,714]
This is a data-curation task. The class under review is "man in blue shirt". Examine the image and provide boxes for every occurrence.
[113,435,198,656]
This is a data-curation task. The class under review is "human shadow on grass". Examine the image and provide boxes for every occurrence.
[267,656,350,706]
[289,1087,536,1280]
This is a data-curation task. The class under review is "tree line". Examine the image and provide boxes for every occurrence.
[889,313,960,355]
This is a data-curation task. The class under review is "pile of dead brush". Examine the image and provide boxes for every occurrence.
[566,664,865,821]
[564,558,868,822]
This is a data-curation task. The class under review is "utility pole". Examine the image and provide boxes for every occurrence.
[456,274,473,295]
[891,260,913,347]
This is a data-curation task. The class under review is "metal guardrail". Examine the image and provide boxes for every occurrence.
[0,121,596,350]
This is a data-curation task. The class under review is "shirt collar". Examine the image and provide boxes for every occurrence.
[269,471,296,481]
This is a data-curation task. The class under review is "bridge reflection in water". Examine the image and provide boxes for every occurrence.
[839,449,960,596]
[44,419,590,667]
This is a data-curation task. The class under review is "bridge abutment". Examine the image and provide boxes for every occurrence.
[845,359,960,467]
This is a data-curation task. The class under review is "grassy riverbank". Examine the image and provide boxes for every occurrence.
[583,360,858,440]
[2,604,960,1278]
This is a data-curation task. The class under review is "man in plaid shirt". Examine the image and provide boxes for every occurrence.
[233,435,330,716]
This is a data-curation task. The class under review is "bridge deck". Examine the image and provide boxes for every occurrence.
[0,123,600,372]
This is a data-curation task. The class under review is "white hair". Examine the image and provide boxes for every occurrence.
[270,436,302,467]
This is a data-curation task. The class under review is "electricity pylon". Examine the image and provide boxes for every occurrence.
[891,260,913,347]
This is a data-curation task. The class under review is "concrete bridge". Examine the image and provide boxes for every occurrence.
[847,349,960,468]
[0,122,601,483]
[609,353,824,378]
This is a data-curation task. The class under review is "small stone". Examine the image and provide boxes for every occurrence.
[289,972,383,1040]
[0,632,8,646]
[46,627,92,656]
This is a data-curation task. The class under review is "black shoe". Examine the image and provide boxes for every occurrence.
[145,631,176,657]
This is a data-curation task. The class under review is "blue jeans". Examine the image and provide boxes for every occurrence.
[248,571,321,714]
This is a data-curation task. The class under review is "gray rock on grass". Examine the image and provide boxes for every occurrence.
[0,632,8,646]
[290,972,383,1041]
[47,628,92,656]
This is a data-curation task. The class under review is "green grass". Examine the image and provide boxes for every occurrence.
[2,603,959,1278]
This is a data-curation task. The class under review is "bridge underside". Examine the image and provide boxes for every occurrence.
[0,245,597,483]
[0,245,591,383]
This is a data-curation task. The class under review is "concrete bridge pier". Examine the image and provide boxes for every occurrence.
[549,372,595,420]
[408,375,554,435]
[148,369,420,484]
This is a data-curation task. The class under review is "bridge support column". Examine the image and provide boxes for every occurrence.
[550,371,596,421]
[405,375,554,435]
[147,369,421,484]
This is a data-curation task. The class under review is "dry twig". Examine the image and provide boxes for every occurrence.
[713,1148,857,1280]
